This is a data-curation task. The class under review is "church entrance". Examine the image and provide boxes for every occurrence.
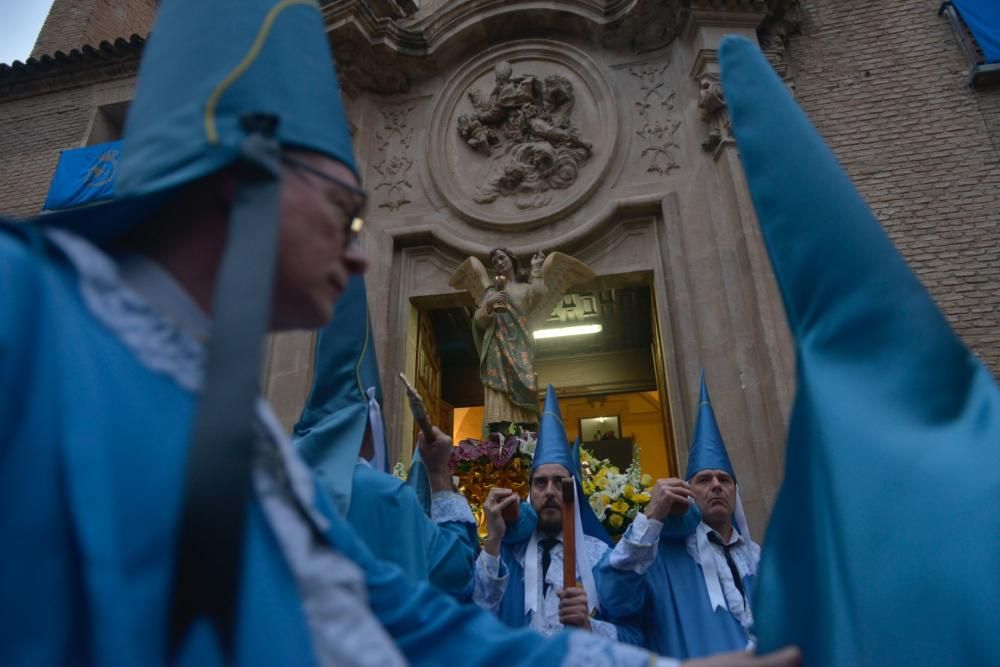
[411,277,677,481]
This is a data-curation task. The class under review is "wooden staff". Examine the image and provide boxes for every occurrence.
[562,478,576,589]
[397,372,435,442]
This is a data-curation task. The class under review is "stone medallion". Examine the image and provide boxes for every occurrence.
[428,41,618,230]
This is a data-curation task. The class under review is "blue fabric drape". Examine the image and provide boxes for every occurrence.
[720,35,1000,666]
[42,141,121,211]
[953,0,1000,64]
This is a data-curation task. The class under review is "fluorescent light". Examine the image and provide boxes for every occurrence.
[533,324,603,340]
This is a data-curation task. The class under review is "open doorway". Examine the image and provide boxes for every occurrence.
[415,278,676,480]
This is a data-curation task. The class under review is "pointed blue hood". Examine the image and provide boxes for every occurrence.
[532,385,611,545]
[294,274,385,514]
[33,0,356,243]
[684,372,736,482]
[532,385,576,475]
[721,35,1000,665]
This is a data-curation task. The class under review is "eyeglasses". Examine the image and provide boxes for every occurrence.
[281,154,367,246]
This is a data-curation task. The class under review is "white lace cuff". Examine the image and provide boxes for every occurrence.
[431,490,476,526]
[609,514,660,574]
[629,513,663,544]
[472,550,508,612]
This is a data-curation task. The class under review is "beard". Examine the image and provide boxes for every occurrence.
[536,505,563,536]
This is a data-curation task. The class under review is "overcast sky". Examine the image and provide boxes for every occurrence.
[0,0,55,65]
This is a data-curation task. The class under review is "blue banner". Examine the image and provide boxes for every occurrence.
[43,141,121,211]
[953,0,1000,64]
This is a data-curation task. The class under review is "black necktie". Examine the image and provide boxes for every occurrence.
[540,537,559,595]
[708,532,746,600]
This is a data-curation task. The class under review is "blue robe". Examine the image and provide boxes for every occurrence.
[347,462,478,600]
[598,508,752,659]
[494,538,644,646]
[0,229,655,666]
[484,503,643,646]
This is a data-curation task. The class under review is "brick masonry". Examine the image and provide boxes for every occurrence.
[31,0,157,59]
[787,0,1000,374]
[1,0,997,378]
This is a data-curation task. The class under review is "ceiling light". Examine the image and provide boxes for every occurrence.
[533,324,603,340]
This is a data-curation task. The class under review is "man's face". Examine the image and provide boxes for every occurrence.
[689,469,736,530]
[531,463,571,535]
[272,151,369,330]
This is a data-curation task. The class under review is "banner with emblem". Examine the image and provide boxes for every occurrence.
[43,141,121,211]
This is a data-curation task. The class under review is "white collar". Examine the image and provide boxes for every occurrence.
[707,525,742,547]
[46,229,205,392]
[115,251,211,342]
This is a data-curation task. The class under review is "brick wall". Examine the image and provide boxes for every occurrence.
[788,0,1000,374]
[31,0,157,57]
[0,86,96,217]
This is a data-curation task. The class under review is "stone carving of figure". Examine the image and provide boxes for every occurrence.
[456,61,594,209]
[698,77,730,152]
[449,249,594,432]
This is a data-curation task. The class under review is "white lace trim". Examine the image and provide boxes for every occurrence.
[45,229,205,392]
[686,528,759,638]
[563,631,672,667]
[472,550,508,612]
[254,402,405,667]
[431,490,476,526]
[610,513,661,575]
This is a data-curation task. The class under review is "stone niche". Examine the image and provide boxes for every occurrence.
[428,41,617,230]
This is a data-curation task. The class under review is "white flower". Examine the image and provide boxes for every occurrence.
[605,473,627,500]
[519,435,536,458]
[589,493,609,519]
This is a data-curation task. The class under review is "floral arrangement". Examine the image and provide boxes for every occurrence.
[394,426,655,540]
[449,428,536,539]
[580,447,653,539]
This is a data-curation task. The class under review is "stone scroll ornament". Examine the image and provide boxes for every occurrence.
[449,250,594,431]
[456,61,593,210]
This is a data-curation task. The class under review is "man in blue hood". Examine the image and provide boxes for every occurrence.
[598,374,761,660]
[473,386,641,644]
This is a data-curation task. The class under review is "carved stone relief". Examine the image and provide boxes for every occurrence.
[372,102,417,212]
[629,62,682,175]
[456,61,593,210]
[333,40,410,98]
[697,73,730,154]
[757,0,803,67]
[428,41,618,230]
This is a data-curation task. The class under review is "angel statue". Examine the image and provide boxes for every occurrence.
[449,248,594,433]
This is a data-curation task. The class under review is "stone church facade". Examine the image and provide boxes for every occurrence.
[1,0,997,537]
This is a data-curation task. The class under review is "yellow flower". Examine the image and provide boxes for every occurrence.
[640,474,653,487]
[583,480,595,495]
[608,513,624,528]
[607,466,620,476]
[623,484,635,499]
[632,493,651,504]
[610,500,630,514]
[601,494,610,505]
